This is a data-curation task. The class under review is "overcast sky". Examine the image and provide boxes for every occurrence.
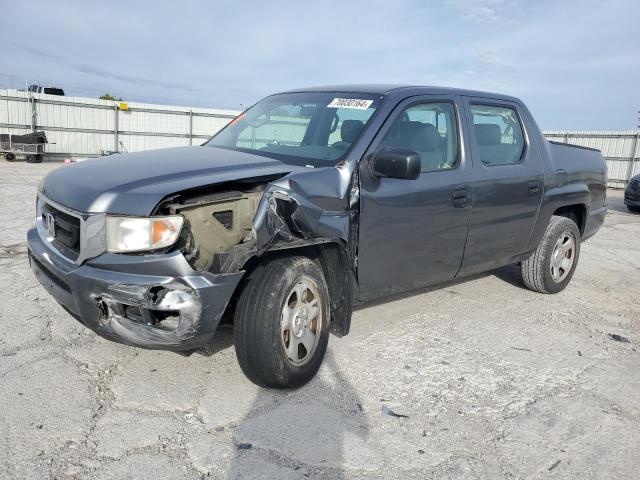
[1,0,638,129]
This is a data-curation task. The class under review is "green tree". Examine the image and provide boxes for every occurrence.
[99,93,123,101]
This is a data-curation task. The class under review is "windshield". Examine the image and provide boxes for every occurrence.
[206,92,383,167]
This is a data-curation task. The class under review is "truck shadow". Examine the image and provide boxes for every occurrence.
[223,352,369,479]
[198,324,235,356]
[196,264,526,477]
[604,195,639,216]
[200,264,526,357]
[354,265,528,311]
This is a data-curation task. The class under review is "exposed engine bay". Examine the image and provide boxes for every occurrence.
[162,185,265,272]
[148,167,358,339]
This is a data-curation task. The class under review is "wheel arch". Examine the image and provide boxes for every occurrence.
[526,183,590,252]
[230,240,354,337]
[552,203,587,236]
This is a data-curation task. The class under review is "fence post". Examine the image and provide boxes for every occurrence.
[113,104,119,152]
[189,110,193,145]
[30,95,37,133]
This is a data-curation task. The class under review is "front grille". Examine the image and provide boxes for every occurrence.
[42,203,81,259]
[630,178,640,191]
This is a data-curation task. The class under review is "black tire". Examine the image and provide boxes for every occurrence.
[234,255,330,388]
[521,215,581,294]
[627,205,640,213]
[4,152,16,161]
[26,155,36,163]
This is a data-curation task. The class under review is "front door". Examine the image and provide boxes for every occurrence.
[457,97,544,276]
[357,96,472,301]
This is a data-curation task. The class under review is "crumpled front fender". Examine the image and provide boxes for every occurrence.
[252,165,355,255]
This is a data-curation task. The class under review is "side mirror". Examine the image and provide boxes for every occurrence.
[370,148,421,180]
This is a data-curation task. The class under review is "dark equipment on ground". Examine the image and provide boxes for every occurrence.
[1,131,48,163]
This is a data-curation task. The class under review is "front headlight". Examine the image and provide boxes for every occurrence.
[105,215,184,253]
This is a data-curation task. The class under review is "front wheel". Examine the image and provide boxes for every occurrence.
[234,255,330,388]
[627,205,640,213]
[521,215,581,294]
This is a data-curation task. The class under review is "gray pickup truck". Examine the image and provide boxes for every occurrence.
[28,85,607,388]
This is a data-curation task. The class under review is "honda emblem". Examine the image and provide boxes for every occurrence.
[45,213,56,237]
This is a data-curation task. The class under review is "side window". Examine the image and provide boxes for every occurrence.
[379,102,458,172]
[470,104,525,166]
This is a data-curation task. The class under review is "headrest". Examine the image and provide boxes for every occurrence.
[340,120,365,143]
[399,121,440,152]
[475,124,501,145]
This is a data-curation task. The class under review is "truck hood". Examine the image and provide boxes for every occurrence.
[41,146,301,216]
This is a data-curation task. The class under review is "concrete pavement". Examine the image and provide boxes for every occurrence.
[1,161,639,479]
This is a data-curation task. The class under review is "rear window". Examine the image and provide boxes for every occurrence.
[471,104,524,166]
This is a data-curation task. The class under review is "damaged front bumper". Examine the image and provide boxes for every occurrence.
[27,227,243,351]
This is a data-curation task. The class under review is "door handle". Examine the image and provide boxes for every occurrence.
[528,181,540,195]
[452,188,467,208]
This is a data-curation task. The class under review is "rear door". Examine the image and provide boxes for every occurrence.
[357,95,472,300]
[458,97,544,276]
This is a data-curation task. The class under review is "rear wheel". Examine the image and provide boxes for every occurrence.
[521,215,581,294]
[234,255,330,388]
[627,205,640,213]
[4,152,16,161]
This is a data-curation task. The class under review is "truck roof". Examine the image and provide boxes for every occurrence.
[278,84,522,103]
